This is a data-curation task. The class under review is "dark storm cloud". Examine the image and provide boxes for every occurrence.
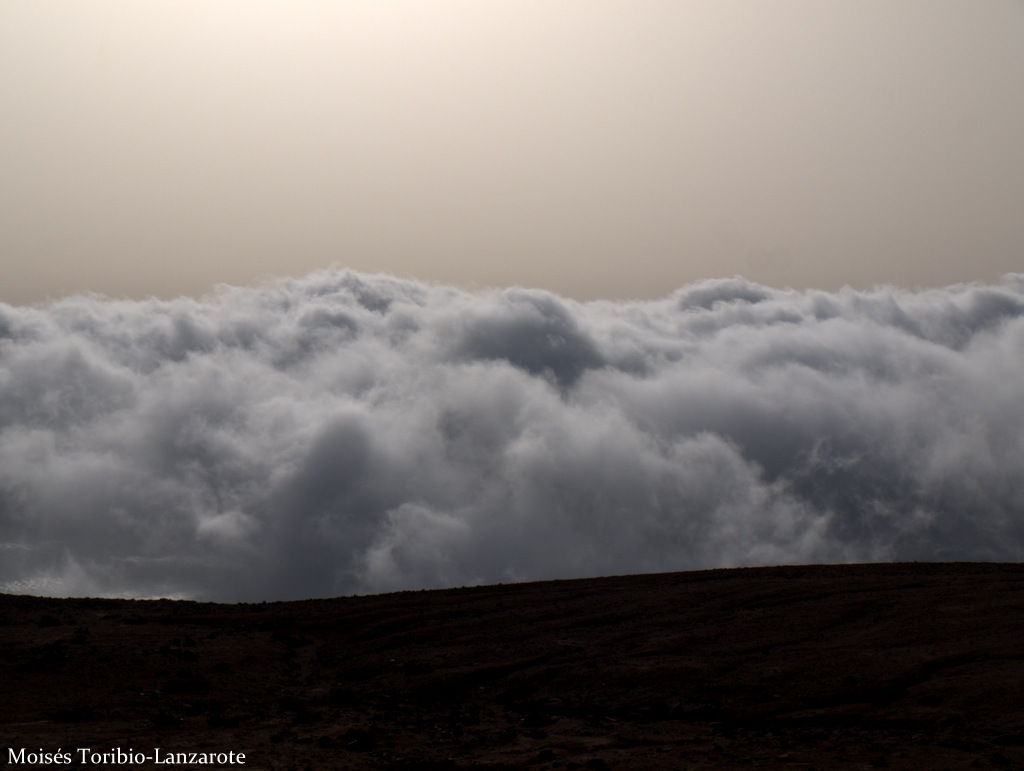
[1,271,1022,600]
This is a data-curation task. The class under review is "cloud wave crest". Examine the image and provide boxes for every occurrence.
[1,271,1022,600]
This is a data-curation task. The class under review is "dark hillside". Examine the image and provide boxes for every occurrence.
[2,563,1023,769]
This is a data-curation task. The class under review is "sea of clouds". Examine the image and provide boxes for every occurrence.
[1,271,1022,601]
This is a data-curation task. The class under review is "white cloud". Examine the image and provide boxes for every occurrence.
[0,271,1022,600]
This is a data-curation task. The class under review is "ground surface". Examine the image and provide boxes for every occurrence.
[1,563,1022,770]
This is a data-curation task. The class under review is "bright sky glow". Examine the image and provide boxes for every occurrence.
[2,0,1023,304]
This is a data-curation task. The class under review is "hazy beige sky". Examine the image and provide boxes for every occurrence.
[2,0,1023,305]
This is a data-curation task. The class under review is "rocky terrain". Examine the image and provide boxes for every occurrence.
[2,563,1023,769]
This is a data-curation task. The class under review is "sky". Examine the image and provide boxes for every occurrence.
[2,0,1023,305]
[1,3,1023,602]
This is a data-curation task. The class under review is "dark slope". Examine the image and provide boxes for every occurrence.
[2,563,1023,769]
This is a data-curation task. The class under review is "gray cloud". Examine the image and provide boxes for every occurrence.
[1,271,1022,600]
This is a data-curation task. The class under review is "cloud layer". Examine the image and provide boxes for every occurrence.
[1,271,1022,600]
